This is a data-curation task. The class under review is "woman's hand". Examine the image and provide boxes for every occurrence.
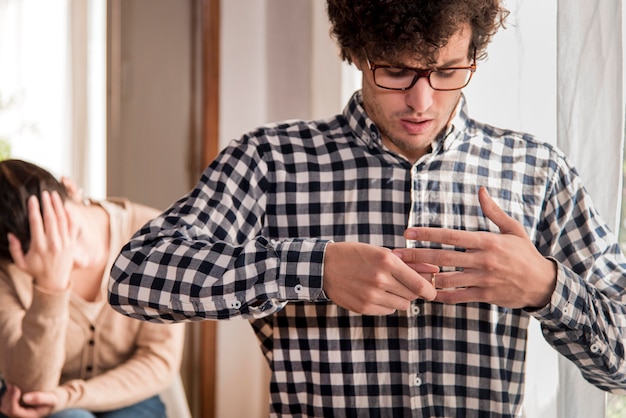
[0,383,57,418]
[7,191,78,291]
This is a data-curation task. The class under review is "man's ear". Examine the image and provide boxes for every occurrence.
[350,53,365,71]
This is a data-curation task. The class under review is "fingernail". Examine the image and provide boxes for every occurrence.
[405,230,417,239]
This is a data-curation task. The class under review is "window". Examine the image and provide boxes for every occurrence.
[0,0,105,197]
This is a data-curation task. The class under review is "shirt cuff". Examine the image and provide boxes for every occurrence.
[277,238,329,301]
[529,258,586,330]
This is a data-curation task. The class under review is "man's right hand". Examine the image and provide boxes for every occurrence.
[0,383,57,418]
[322,242,438,315]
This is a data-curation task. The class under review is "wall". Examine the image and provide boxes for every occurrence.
[107,0,198,211]
[106,0,202,416]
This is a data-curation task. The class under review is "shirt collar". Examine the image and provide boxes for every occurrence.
[343,91,383,149]
[442,93,471,151]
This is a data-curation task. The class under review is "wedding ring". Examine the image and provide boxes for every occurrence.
[431,272,437,288]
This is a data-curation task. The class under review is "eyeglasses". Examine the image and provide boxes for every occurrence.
[366,48,477,91]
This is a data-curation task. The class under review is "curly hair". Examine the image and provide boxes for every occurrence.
[326,0,508,64]
[0,159,68,262]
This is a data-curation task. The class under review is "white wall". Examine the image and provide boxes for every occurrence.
[107,0,197,211]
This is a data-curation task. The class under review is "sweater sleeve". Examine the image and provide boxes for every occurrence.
[51,321,185,412]
[0,269,71,392]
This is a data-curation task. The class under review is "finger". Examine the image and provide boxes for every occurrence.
[390,252,439,273]
[394,248,476,271]
[434,286,482,304]
[1,385,18,414]
[478,186,526,237]
[26,195,45,246]
[21,391,57,408]
[404,226,471,250]
[390,267,437,301]
[427,270,486,290]
[51,191,70,240]
[6,383,22,406]
[40,191,61,247]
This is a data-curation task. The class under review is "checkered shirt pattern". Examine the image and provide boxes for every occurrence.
[109,92,626,417]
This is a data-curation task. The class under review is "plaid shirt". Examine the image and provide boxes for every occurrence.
[110,91,626,417]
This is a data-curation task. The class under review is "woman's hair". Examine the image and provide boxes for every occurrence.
[0,159,68,262]
[326,0,509,64]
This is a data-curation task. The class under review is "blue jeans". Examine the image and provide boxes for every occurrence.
[45,395,166,418]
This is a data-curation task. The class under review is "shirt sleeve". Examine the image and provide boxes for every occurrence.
[531,155,626,392]
[109,136,329,323]
[0,272,70,393]
[51,322,186,412]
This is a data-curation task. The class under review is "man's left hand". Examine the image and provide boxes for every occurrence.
[393,187,557,309]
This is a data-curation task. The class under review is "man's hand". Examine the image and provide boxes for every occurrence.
[0,383,57,418]
[7,191,77,291]
[323,242,439,315]
[393,187,557,309]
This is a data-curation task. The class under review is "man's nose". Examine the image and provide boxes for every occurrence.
[405,76,434,113]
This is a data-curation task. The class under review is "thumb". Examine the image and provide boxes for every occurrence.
[478,187,527,237]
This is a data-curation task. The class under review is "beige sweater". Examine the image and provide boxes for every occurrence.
[0,198,185,412]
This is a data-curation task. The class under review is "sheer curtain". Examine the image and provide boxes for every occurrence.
[555,2,623,417]
[466,1,624,417]
[0,0,106,198]
[0,0,72,172]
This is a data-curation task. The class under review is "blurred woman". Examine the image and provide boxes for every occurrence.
[0,159,185,418]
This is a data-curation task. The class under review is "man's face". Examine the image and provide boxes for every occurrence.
[355,26,473,163]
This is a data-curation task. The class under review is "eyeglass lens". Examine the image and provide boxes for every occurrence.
[374,67,472,91]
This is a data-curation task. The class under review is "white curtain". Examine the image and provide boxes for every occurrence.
[0,0,72,172]
[555,1,623,418]
[466,1,625,417]
[0,0,106,198]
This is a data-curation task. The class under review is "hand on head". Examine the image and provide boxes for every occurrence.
[7,190,78,292]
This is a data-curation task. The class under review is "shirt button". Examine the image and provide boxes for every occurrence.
[562,305,571,316]
[414,375,422,386]
[294,284,303,294]
[229,300,241,309]
[590,343,601,353]
[370,132,377,140]
[412,306,420,315]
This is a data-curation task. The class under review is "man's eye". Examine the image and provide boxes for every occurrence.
[436,69,457,78]
[382,67,412,78]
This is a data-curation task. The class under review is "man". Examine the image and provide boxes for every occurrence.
[109,1,626,416]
